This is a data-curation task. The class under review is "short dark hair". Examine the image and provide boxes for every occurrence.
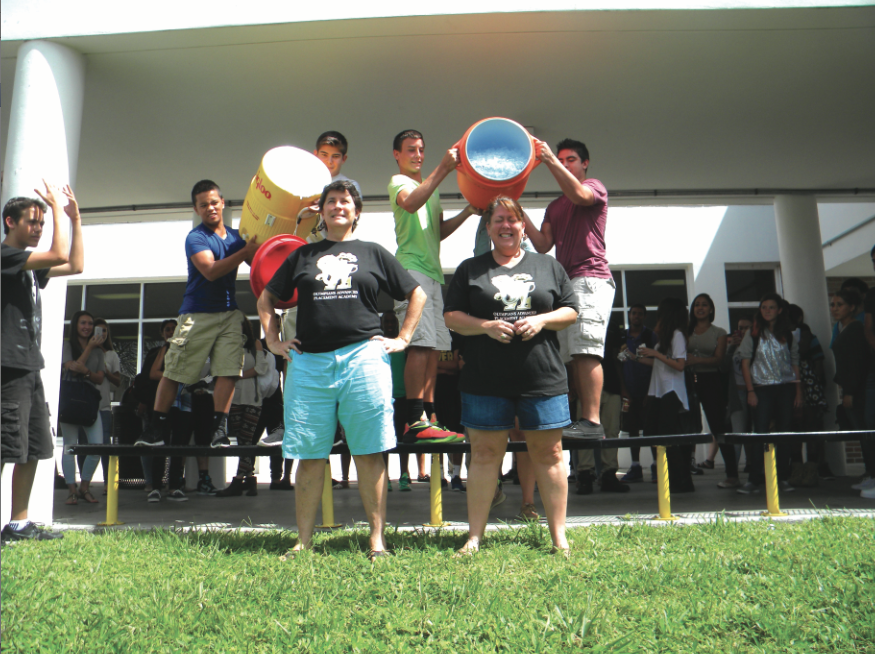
[393,129,423,153]
[483,196,525,226]
[629,304,647,313]
[317,180,363,233]
[555,138,590,162]
[191,180,222,206]
[840,277,869,295]
[315,131,349,156]
[3,197,47,235]
[160,319,178,334]
[787,303,804,326]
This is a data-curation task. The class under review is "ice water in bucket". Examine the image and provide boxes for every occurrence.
[455,118,539,208]
[239,146,331,242]
[465,119,533,181]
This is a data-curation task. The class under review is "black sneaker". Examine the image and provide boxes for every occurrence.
[196,476,218,496]
[575,470,594,495]
[563,420,605,440]
[135,423,165,447]
[166,489,188,502]
[1,521,63,542]
[211,423,231,448]
[600,470,631,493]
[258,426,284,447]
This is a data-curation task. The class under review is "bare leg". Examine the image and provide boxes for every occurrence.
[417,453,426,478]
[292,459,326,551]
[404,346,431,405]
[524,428,568,550]
[352,453,389,552]
[212,376,237,414]
[11,460,39,520]
[707,438,719,463]
[424,350,438,410]
[152,377,181,413]
[461,429,508,552]
[572,355,602,424]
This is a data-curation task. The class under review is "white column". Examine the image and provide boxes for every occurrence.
[774,194,843,474]
[1,41,86,526]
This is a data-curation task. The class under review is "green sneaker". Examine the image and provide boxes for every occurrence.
[399,472,412,492]
[401,421,465,444]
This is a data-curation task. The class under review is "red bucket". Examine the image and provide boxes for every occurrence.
[249,234,308,310]
[455,117,540,209]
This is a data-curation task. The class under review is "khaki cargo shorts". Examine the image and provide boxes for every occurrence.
[559,276,616,363]
[163,309,246,384]
[395,270,450,350]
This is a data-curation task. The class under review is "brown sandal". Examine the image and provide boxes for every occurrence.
[65,492,78,505]
[78,489,99,504]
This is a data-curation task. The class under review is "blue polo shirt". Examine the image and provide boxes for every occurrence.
[179,224,245,314]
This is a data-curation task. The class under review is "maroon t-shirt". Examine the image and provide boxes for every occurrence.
[542,178,610,280]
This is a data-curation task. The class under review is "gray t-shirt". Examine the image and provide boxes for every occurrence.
[688,324,727,373]
[62,341,105,388]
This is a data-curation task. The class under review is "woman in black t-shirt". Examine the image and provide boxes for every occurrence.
[444,197,578,556]
[257,180,425,560]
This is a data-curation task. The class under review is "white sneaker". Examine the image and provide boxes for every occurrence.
[861,487,875,499]
[147,489,161,503]
[851,477,875,491]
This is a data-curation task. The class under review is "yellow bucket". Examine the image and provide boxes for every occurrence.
[239,147,331,242]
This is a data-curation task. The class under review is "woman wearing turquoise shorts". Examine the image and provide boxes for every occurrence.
[257,180,425,560]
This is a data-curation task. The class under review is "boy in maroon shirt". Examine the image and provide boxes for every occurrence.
[523,138,614,440]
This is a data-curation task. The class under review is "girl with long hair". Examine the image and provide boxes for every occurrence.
[737,293,802,494]
[92,318,121,494]
[60,310,106,504]
[686,293,738,487]
[638,297,695,492]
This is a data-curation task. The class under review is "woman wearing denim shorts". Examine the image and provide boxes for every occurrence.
[444,197,579,557]
[257,180,426,560]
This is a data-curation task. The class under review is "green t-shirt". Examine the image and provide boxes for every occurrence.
[388,174,444,284]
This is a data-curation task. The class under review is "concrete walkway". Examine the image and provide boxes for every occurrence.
[52,465,875,533]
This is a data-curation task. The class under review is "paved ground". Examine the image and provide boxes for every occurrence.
[53,465,875,533]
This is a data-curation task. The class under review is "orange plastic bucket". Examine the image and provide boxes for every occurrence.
[454,117,540,209]
[239,147,331,243]
[249,233,307,309]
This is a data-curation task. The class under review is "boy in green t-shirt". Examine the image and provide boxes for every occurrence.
[388,129,478,443]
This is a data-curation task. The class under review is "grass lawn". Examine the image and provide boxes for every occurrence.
[2,517,874,653]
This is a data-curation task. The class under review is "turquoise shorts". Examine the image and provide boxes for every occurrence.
[283,339,396,460]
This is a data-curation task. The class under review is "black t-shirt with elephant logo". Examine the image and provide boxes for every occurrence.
[444,251,578,397]
[266,239,418,353]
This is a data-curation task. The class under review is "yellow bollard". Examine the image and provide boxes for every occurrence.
[424,453,449,527]
[761,443,788,517]
[316,461,341,528]
[98,455,124,527]
[654,446,678,521]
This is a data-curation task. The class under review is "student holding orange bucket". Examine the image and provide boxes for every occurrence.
[522,139,615,441]
[389,129,479,444]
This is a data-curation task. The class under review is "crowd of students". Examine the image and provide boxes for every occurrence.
[3,128,872,551]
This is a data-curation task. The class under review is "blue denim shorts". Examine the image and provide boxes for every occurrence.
[284,339,396,459]
[460,392,571,431]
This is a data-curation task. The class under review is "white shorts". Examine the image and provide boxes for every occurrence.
[559,276,615,363]
[395,270,451,350]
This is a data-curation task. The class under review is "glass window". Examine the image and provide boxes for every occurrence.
[104,322,141,383]
[85,284,141,321]
[235,280,258,316]
[725,270,776,303]
[612,271,623,308]
[143,282,186,319]
[65,285,83,320]
[624,270,688,308]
